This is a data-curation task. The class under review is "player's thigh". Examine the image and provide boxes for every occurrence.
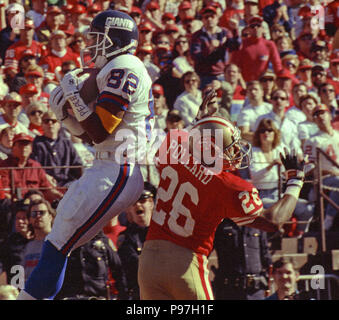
[47,162,143,253]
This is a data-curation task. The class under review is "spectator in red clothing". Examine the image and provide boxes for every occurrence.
[142,1,163,31]
[231,15,282,82]
[328,51,339,94]
[218,0,245,31]
[0,133,63,202]
[130,6,142,26]
[69,4,88,34]
[138,22,154,48]
[39,30,80,93]
[294,32,314,60]
[3,17,47,82]
[24,65,49,108]
[36,6,63,46]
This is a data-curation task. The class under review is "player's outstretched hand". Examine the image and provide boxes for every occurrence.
[279,148,305,181]
[49,86,68,121]
[60,68,90,98]
[196,89,218,120]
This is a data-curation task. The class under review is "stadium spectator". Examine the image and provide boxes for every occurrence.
[26,0,48,28]
[138,21,154,47]
[0,126,14,160]
[237,80,272,143]
[231,16,282,82]
[328,51,339,94]
[303,104,339,231]
[310,65,328,93]
[152,83,168,130]
[262,0,292,34]
[310,40,330,70]
[0,92,30,135]
[259,70,276,103]
[59,60,78,81]
[31,110,83,188]
[0,201,33,284]
[275,35,294,57]
[0,133,63,201]
[35,6,63,45]
[173,71,202,127]
[318,83,338,119]
[68,4,88,34]
[296,58,314,89]
[285,82,308,126]
[190,5,238,88]
[171,35,195,79]
[281,53,300,76]
[23,198,56,280]
[118,182,156,300]
[269,24,286,42]
[136,44,160,83]
[25,101,48,137]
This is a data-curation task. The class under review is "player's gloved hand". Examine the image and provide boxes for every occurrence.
[60,68,90,98]
[196,89,218,121]
[280,149,305,181]
[49,86,68,121]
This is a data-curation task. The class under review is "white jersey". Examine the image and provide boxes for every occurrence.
[303,130,339,174]
[94,54,154,163]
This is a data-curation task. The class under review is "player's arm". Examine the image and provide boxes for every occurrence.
[59,69,125,144]
[252,151,305,229]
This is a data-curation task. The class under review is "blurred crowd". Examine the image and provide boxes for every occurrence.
[0,0,338,300]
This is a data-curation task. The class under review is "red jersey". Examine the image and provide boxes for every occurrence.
[146,130,263,256]
[4,41,47,73]
[39,48,81,83]
[326,0,339,28]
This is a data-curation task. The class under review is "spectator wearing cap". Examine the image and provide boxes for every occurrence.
[19,83,39,117]
[164,24,181,47]
[3,17,46,81]
[136,44,160,83]
[31,110,83,189]
[285,82,308,126]
[143,1,163,31]
[69,4,88,34]
[281,54,300,76]
[191,5,240,89]
[310,65,328,92]
[130,6,142,26]
[243,0,271,39]
[0,201,34,284]
[117,182,157,300]
[237,80,272,143]
[294,32,314,61]
[0,92,30,135]
[297,92,320,149]
[87,3,101,19]
[24,65,49,108]
[296,58,314,89]
[138,21,154,47]
[0,3,23,63]
[173,71,202,127]
[26,101,48,137]
[39,30,80,93]
[0,132,63,201]
[69,32,86,57]
[218,0,245,31]
[152,83,168,131]
[26,0,48,28]
[318,83,338,119]
[36,6,63,46]
[262,0,292,34]
[231,16,282,83]
[165,109,185,132]
[177,1,203,35]
[172,35,195,79]
[259,70,276,103]
[310,40,329,70]
[275,69,298,107]
[303,104,339,231]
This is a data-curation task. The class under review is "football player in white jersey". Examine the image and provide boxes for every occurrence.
[17,10,155,300]
[303,104,339,231]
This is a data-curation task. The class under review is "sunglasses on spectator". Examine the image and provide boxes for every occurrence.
[158,40,170,45]
[250,23,261,29]
[272,96,288,101]
[153,94,161,99]
[312,72,326,77]
[285,61,297,68]
[74,39,84,44]
[259,128,274,134]
[141,30,151,34]
[30,210,48,218]
[260,78,274,83]
[27,75,42,79]
[30,110,43,116]
[176,40,188,45]
[313,110,326,118]
[242,33,251,38]
[43,119,58,124]
[22,56,36,62]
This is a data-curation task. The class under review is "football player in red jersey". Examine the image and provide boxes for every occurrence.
[138,92,306,300]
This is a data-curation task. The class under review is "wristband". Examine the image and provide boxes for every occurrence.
[67,93,92,122]
[285,169,305,181]
[284,178,304,200]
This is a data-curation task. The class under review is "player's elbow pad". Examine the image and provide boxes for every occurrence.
[96,106,122,134]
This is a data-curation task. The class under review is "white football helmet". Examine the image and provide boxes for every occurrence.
[190,116,252,171]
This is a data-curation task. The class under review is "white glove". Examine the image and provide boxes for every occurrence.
[49,86,68,121]
[60,68,90,98]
